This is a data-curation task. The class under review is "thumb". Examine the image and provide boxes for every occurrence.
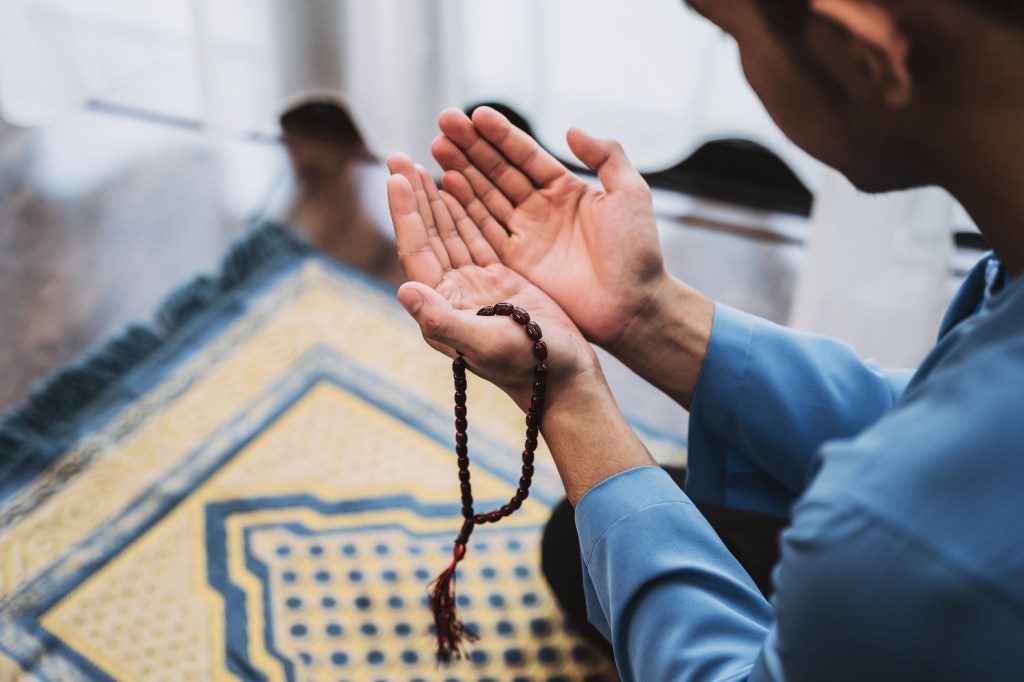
[567,127,648,197]
[397,282,478,352]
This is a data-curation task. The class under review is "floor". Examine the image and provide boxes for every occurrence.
[0,102,806,438]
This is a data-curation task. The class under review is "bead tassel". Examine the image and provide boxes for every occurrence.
[428,541,477,663]
[427,302,546,664]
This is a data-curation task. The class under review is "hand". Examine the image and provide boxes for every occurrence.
[430,106,669,352]
[385,153,600,410]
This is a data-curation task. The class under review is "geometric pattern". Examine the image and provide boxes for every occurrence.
[0,249,682,680]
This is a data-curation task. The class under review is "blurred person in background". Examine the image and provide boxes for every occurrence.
[387,0,1024,679]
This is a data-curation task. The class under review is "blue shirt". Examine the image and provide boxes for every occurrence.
[575,255,1024,681]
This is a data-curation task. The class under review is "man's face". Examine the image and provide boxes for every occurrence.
[687,0,914,191]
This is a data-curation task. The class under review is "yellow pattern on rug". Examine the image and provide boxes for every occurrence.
[0,252,683,681]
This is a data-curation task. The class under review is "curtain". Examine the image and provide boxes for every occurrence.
[0,0,957,364]
[0,0,816,178]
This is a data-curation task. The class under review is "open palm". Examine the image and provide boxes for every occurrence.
[431,107,668,350]
[385,154,596,398]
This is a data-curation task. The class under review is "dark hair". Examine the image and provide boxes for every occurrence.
[754,0,1023,30]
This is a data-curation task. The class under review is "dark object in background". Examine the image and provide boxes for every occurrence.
[280,99,364,145]
[954,231,989,252]
[541,466,789,656]
[464,101,537,140]
[645,138,813,217]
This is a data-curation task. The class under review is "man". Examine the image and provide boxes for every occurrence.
[385,0,1024,678]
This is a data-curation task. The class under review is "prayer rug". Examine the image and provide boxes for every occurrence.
[0,224,685,681]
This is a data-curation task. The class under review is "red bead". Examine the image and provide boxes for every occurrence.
[455,393,467,405]
[522,451,535,465]
[459,470,471,482]
[533,340,548,361]
[474,513,488,524]
[454,377,467,391]
[526,426,539,440]
[512,307,530,324]
[455,404,467,418]
[524,438,538,452]
[456,444,468,457]
[501,504,514,516]
[455,418,468,431]
[456,432,468,446]
[530,395,544,411]
[532,381,546,395]
[519,476,530,488]
[510,497,522,510]
[522,463,535,477]
[453,356,466,372]
[515,488,529,502]
[534,363,547,379]
[487,510,502,523]
[526,412,540,428]
[494,302,514,315]
[477,306,495,316]
[457,455,469,467]
[460,481,472,493]
[462,507,474,519]
[526,322,542,341]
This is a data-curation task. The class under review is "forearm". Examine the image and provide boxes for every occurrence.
[573,461,772,681]
[538,367,657,506]
[608,274,715,410]
[600,275,911,515]
[536,367,772,680]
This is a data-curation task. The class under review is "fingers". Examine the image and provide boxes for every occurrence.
[439,190,499,265]
[471,106,567,188]
[416,165,473,268]
[566,127,649,197]
[431,136,516,226]
[438,108,535,205]
[397,282,483,355]
[386,174,444,286]
[398,281,538,380]
[386,153,451,271]
[441,170,510,256]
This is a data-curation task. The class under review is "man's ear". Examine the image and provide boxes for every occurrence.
[810,0,912,107]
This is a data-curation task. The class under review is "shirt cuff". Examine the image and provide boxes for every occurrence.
[687,303,788,512]
[690,303,758,438]
[575,466,690,563]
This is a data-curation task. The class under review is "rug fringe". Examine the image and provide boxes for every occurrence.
[0,222,308,463]
[156,222,307,333]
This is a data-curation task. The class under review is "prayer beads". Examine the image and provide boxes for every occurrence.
[427,302,547,664]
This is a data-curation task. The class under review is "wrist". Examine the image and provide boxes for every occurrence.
[540,362,611,420]
[504,357,598,412]
[606,274,714,409]
[538,367,657,505]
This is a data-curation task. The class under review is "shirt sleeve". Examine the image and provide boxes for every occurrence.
[751,494,1023,681]
[575,466,773,682]
[686,304,912,517]
[575,467,1018,682]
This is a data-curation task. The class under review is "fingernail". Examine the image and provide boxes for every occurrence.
[398,287,423,314]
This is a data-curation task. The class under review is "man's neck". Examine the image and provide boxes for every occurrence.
[943,110,1024,277]
[920,19,1024,276]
